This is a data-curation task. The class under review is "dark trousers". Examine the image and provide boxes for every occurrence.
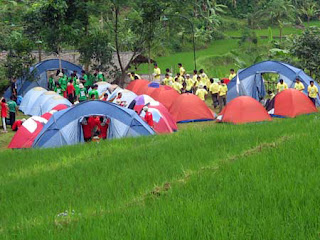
[9,112,15,126]
[309,97,316,106]
[68,94,74,104]
[219,96,227,111]
[211,93,219,108]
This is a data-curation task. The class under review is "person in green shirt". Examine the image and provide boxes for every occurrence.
[81,70,88,85]
[78,84,88,102]
[74,79,80,101]
[84,73,95,89]
[98,71,106,82]
[48,74,55,90]
[88,84,99,100]
[7,96,18,126]
[54,83,63,96]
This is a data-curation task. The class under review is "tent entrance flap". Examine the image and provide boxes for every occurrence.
[252,73,266,101]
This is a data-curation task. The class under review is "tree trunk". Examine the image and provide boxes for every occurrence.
[148,42,152,81]
[114,6,124,75]
[279,26,283,42]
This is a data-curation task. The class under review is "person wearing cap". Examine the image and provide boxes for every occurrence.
[185,74,194,93]
[78,84,87,102]
[294,78,305,92]
[308,81,319,106]
[143,106,154,128]
[276,79,288,93]
[178,63,186,77]
[195,84,208,101]
[218,80,228,110]
[172,77,183,93]
[162,73,174,86]
[209,78,220,108]
[89,84,99,100]
[229,69,236,80]
[12,118,26,131]
[153,63,161,81]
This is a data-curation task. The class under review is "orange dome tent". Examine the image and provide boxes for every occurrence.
[266,89,317,118]
[217,96,272,124]
[126,79,149,95]
[151,85,180,110]
[169,93,215,123]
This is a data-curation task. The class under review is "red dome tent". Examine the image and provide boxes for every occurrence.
[266,89,318,118]
[170,93,215,123]
[151,85,180,110]
[126,79,149,95]
[217,96,272,124]
[8,116,48,149]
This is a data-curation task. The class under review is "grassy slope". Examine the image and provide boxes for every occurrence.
[1,114,320,239]
[136,21,320,78]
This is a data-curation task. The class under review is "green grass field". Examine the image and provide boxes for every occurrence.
[1,114,320,239]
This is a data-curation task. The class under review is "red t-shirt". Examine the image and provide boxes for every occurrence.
[1,102,7,118]
[12,120,23,131]
[144,112,154,127]
[66,84,75,95]
[98,119,110,139]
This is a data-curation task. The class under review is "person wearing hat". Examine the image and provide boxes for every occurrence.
[78,84,87,102]
[12,118,26,131]
[153,63,161,82]
[195,84,208,101]
[294,78,305,92]
[89,84,99,100]
[185,74,194,93]
[143,106,154,128]
[218,80,228,110]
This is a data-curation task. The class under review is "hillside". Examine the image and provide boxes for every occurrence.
[1,114,320,239]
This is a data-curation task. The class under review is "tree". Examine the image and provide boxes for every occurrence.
[290,27,320,78]
[299,1,319,25]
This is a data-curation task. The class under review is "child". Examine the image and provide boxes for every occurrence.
[1,98,8,133]
[54,83,63,96]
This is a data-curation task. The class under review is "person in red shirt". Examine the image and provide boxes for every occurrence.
[143,106,154,128]
[82,117,93,142]
[66,79,75,104]
[98,116,110,139]
[1,98,8,132]
[12,118,26,131]
[102,93,109,101]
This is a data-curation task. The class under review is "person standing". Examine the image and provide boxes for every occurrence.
[294,78,305,92]
[1,98,8,133]
[143,106,154,128]
[54,83,63,96]
[7,96,18,126]
[276,79,288,93]
[48,74,55,90]
[308,81,319,106]
[209,78,220,108]
[11,77,17,100]
[153,63,161,82]
[229,69,236,80]
[218,80,228,111]
[89,84,99,100]
[178,63,186,77]
[195,85,208,101]
[66,79,76,104]
[185,74,194,93]
[78,84,88,102]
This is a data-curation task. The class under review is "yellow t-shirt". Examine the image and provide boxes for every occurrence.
[276,82,288,92]
[200,73,209,86]
[192,74,199,83]
[179,67,186,76]
[308,85,318,98]
[154,67,161,80]
[209,82,219,94]
[219,84,228,96]
[172,82,183,93]
[229,73,236,80]
[186,78,194,91]
[196,89,208,101]
[294,82,305,91]
[176,76,184,84]
[163,77,174,86]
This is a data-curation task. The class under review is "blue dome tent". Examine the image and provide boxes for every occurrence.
[33,100,155,148]
[227,60,320,105]
[4,59,82,98]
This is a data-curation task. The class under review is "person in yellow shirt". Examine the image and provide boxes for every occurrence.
[153,63,161,82]
[308,81,319,105]
[162,74,174,86]
[172,78,183,93]
[185,74,194,93]
[218,80,228,110]
[294,78,305,92]
[199,69,209,89]
[209,78,220,108]
[178,63,186,77]
[276,79,288,93]
[195,85,208,101]
[128,72,141,81]
[175,73,185,84]
[229,69,236,80]
[192,70,198,83]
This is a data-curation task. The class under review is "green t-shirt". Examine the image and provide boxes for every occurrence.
[84,75,94,87]
[54,86,63,96]
[75,84,80,96]
[49,77,55,86]
[89,89,99,100]
[98,73,106,82]
[79,88,87,101]
[7,100,17,113]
